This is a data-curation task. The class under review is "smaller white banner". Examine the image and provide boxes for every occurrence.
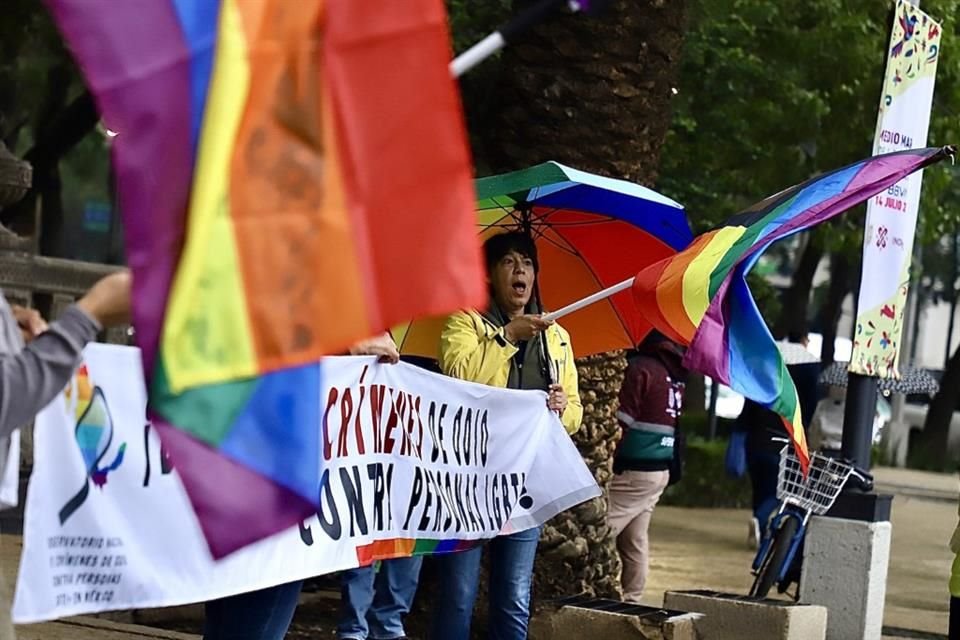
[852,0,941,376]
[13,345,598,623]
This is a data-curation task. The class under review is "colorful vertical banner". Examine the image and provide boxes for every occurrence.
[851,0,941,377]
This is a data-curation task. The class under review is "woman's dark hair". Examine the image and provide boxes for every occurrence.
[483,232,539,275]
[632,329,685,359]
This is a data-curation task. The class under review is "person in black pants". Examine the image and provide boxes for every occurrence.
[734,332,820,546]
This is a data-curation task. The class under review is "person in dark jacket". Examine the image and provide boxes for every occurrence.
[203,335,427,640]
[606,330,686,602]
[736,331,820,546]
[333,353,441,640]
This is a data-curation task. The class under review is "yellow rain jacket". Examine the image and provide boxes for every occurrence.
[439,309,582,434]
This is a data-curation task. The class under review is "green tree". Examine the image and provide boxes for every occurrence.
[659,0,960,460]
[659,0,960,338]
[466,0,691,601]
[0,0,101,255]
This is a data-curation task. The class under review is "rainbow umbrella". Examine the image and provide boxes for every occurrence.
[395,162,692,359]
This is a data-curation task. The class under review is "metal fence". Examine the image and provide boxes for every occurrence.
[0,228,129,345]
[0,228,130,474]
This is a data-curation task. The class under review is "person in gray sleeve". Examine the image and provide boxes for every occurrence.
[0,269,130,640]
[0,270,132,435]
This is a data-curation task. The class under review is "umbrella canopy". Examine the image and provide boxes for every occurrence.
[777,341,819,366]
[395,162,692,359]
[819,362,940,396]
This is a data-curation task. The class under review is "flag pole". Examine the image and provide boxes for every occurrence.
[541,277,634,323]
[451,32,507,78]
[450,0,604,78]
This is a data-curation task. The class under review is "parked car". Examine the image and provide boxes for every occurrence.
[895,368,960,456]
[704,377,746,420]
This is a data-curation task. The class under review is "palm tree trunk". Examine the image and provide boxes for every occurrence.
[478,0,689,599]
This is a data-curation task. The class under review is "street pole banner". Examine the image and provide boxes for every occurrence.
[851,0,941,377]
[13,345,598,623]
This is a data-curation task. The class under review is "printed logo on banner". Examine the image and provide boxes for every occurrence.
[58,365,127,525]
[876,226,888,249]
[142,423,173,488]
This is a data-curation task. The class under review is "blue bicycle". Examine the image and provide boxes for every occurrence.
[749,444,873,599]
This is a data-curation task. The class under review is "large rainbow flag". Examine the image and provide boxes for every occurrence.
[45,0,485,556]
[633,147,953,470]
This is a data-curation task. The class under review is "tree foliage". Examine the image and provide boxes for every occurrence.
[0,0,80,151]
[0,0,110,256]
[658,0,960,328]
[657,0,960,458]
[445,1,513,174]
[659,0,960,226]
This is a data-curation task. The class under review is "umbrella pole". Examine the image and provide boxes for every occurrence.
[534,282,556,387]
[450,0,602,78]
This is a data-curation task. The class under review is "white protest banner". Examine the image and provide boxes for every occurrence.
[0,431,19,510]
[14,344,598,623]
[851,0,941,377]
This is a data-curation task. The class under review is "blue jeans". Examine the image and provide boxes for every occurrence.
[203,580,303,640]
[431,527,540,640]
[746,448,781,538]
[338,556,424,639]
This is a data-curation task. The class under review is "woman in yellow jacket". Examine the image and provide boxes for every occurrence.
[431,231,582,640]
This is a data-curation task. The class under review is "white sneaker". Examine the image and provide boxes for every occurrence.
[748,517,760,549]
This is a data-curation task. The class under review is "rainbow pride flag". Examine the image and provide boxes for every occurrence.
[355,537,477,567]
[46,0,485,556]
[633,147,953,470]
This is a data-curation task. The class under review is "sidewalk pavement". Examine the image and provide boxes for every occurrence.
[5,465,958,639]
[17,617,198,640]
[644,466,960,639]
[2,531,200,640]
[873,466,959,503]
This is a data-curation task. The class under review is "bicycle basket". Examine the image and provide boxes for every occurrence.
[776,446,855,515]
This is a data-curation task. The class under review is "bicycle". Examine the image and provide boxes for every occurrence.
[748,443,873,599]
